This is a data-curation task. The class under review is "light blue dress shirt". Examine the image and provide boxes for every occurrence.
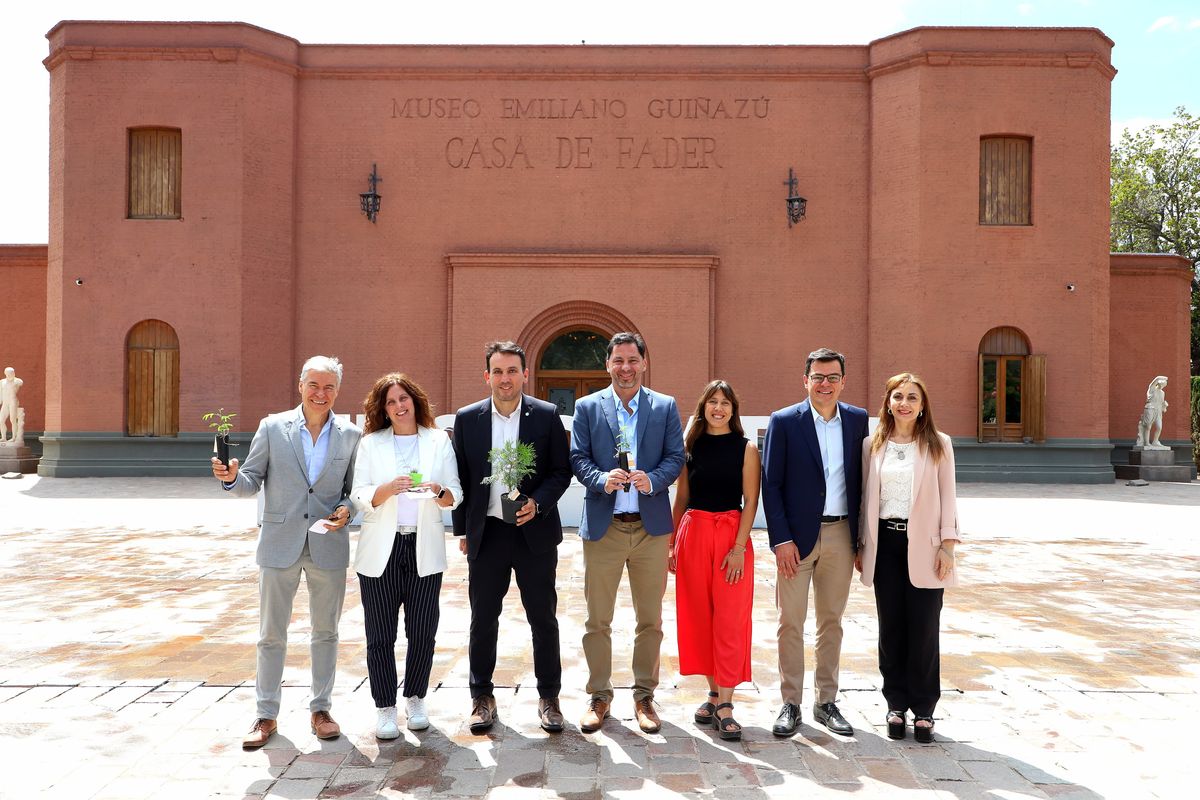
[299,408,334,485]
[613,390,641,514]
[812,406,848,516]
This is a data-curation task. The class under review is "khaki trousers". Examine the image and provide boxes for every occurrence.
[582,519,669,702]
[776,519,854,705]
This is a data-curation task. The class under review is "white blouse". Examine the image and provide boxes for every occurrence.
[392,433,421,527]
[879,440,916,520]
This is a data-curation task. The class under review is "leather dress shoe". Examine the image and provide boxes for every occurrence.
[469,695,498,734]
[538,697,565,733]
[634,697,661,734]
[773,703,801,737]
[310,710,341,739]
[579,696,610,733]
[242,717,277,749]
[813,702,854,735]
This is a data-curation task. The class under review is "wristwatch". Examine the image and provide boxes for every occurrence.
[436,487,447,500]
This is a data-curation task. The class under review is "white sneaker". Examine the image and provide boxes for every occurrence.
[375,706,400,740]
[405,696,430,730]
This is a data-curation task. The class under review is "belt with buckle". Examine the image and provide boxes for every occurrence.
[881,519,907,531]
[613,512,642,523]
[820,514,848,523]
[397,525,418,535]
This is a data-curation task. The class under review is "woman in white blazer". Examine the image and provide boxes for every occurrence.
[857,372,960,744]
[351,373,461,740]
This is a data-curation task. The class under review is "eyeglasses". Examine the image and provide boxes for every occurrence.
[808,374,843,385]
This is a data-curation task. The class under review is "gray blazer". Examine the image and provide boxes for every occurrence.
[226,406,362,570]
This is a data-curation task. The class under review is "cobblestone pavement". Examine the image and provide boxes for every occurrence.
[1,476,1198,799]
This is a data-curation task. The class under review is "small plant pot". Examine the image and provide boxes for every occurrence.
[500,493,527,524]
[618,451,631,492]
[213,433,233,466]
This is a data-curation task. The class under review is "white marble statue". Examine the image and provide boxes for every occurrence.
[1134,375,1170,450]
[0,367,23,446]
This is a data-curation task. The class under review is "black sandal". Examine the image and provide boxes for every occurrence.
[914,715,935,743]
[715,702,742,741]
[694,691,719,726]
[886,710,906,740]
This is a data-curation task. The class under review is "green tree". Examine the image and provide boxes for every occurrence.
[1110,106,1200,374]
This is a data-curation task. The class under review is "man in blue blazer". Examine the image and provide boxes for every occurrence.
[570,332,684,734]
[762,347,869,738]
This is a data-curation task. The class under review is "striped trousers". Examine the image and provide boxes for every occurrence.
[358,532,442,708]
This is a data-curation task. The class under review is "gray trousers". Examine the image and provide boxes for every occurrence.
[256,542,347,719]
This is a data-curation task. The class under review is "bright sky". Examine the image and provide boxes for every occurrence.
[1,0,1196,242]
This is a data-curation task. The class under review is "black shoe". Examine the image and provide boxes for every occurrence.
[914,715,935,743]
[813,702,853,735]
[772,703,801,737]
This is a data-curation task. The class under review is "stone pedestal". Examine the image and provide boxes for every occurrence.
[1114,448,1193,482]
[0,445,38,474]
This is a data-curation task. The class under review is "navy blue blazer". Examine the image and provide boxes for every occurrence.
[570,385,685,541]
[762,399,869,558]
[451,395,572,561]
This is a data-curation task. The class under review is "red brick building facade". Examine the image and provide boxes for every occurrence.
[2,21,1193,479]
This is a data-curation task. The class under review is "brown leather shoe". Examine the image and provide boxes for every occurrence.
[310,710,341,739]
[579,696,610,733]
[634,696,661,733]
[468,695,497,734]
[538,697,565,733]
[242,717,277,749]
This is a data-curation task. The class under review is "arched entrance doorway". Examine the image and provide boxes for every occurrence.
[536,329,610,415]
[977,326,1045,443]
[126,319,180,436]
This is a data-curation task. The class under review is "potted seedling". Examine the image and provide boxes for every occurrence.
[483,439,536,523]
[203,408,238,466]
[615,425,634,492]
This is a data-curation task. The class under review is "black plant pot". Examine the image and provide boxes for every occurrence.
[618,451,631,492]
[500,492,527,524]
[213,433,233,466]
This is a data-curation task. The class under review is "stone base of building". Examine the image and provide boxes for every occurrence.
[38,432,252,478]
[952,438,1118,483]
[1113,445,1196,482]
[0,444,38,474]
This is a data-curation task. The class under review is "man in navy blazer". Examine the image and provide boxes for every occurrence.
[452,341,572,734]
[570,332,684,734]
[762,347,869,738]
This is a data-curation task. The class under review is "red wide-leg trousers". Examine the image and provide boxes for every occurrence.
[674,508,753,687]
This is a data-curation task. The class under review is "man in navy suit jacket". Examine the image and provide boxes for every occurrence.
[452,341,572,735]
[570,332,684,734]
[762,347,869,738]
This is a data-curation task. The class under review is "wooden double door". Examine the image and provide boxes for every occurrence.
[978,354,1045,443]
[537,371,610,416]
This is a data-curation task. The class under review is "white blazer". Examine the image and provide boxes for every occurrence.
[350,426,462,578]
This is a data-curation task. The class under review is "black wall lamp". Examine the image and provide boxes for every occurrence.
[784,167,807,227]
[360,163,382,223]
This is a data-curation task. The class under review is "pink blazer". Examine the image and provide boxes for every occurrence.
[859,432,961,589]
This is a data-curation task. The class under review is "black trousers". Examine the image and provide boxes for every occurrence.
[873,520,944,717]
[468,516,561,699]
[358,532,442,708]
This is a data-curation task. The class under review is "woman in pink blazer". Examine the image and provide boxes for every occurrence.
[856,373,960,743]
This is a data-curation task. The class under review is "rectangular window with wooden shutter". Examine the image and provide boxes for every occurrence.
[128,128,182,219]
[979,136,1031,225]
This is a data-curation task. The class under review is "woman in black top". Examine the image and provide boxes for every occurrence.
[669,380,761,740]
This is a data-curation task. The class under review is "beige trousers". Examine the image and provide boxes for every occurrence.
[776,519,854,705]
[581,519,670,702]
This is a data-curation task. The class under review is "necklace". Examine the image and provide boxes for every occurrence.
[888,439,915,461]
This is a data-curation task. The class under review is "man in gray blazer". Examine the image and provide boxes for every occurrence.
[570,332,684,734]
[211,355,362,749]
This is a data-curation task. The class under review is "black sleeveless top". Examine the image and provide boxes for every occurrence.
[686,432,747,512]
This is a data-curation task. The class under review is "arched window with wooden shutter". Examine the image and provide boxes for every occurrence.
[977,326,1045,443]
[126,320,180,436]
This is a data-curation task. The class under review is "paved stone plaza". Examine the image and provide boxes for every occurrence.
[1,476,1197,799]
